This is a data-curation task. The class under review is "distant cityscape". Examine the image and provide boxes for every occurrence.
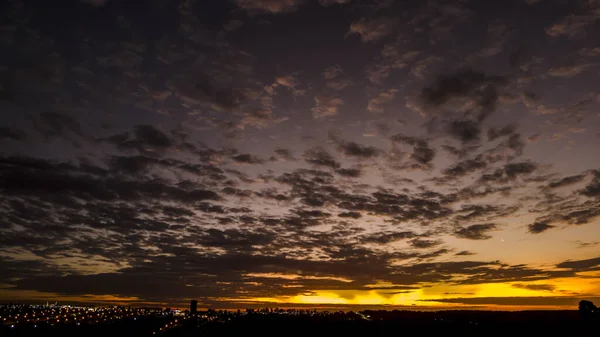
[1,300,599,336]
[1,301,359,331]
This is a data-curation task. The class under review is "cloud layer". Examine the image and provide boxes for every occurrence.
[0,0,599,309]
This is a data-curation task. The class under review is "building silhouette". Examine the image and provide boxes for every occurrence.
[190,300,198,315]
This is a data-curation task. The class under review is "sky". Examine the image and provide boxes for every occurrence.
[0,0,599,310]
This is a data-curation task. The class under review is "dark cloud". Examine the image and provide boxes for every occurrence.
[442,155,487,178]
[533,198,600,228]
[133,125,172,148]
[107,125,174,153]
[505,133,525,156]
[0,127,27,141]
[548,174,586,188]
[3,227,584,304]
[0,156,221,205]
[196,202,228,213]
[294,208,331,218]
[303,147,341,169]
[309,190,455,223]
[198,228,276,251]
[409,239,442,249]
[329,132,381,159]
[446,119,481,143]
[455,223,497,240]
[167,70,254,113]
[387,260,549,285]
[420,68,506,115]
[336,141,380,158]
[419,69,507,144]
[318,0,351,6]
[527,222,555,234]
[574,241,600,249]
[512,283,555,292]
[0,257,57,283]
[423,297,600,306]
[556,257,600,272]
[411,145,436,165]
[455,250,476,256]
[361,231,415,245]
[108,156,157,174]
[235,0,303,14]
[480,162,537,184]
[232,153,265,164]
[440,144,482,158]
[254,188,289,201]
[488,124,517,141]
[13,251,378,300]
[454,204,517,222]
[32,112,83,140]
[388,290,414,294]
[390,134,436,165]
[274,148,295,160]
[338,211,362,219]
[581,170,600,197]
[348,17,398,43]
[336,168,362,177]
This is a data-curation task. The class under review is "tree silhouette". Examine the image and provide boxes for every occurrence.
[579,300,598,321]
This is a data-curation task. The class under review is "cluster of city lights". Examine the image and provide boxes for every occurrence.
[0,304,175,330]
[2,303,364,334]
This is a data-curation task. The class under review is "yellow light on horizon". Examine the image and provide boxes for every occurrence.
[239,275,599,308]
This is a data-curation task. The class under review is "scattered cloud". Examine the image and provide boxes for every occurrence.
[455,224,497,240]
[390,134,436,166]
[367,89,398,113]
[556,257,600,272]
[303,147,341,169]
[348,17,397,42]
[235,0,304,14]
[548,64,593,77]
[410,239,442,249]
[423,297,600,306]
[318,0,352,6]
[330,134,381,159]
[574,241,600,249]
[232,153,265,164]
[0,127,27,141]
[2,0,600,309]
[546,11,599,39]
[528,222,555,234]
[418,68,508,144]
[548,174,586,189]
[512,283,555,292]
[312,94,344,119]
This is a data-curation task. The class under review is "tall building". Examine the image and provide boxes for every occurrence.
[190,300,198,315]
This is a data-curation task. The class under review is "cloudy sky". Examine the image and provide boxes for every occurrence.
[1,0,599,310]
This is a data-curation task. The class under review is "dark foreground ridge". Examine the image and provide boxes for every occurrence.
[2,301,599,337]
